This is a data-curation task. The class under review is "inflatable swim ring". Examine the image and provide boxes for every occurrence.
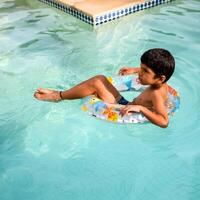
[81,75,180,123]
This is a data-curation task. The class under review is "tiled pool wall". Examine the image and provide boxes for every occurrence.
[95,0,174,26]
[39,0,94,25]
[38,0,175,26]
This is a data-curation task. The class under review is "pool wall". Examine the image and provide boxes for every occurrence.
[38,0,175,26]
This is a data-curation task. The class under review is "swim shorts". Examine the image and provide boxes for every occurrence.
[117,96,129,105]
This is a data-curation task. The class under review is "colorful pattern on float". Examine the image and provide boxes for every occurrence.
[81,75,180,123]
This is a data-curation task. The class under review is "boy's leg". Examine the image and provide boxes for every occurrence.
[34,75,121,104]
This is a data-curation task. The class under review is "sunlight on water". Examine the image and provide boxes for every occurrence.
[0,0,200,200]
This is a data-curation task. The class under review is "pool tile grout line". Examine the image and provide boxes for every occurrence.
[38,0,175,26]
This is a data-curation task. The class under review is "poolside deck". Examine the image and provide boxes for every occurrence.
[39,0,174,26]
[64,0,143,16]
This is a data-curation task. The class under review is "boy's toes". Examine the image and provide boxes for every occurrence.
[34,92,43,100]
[37,88,54,94]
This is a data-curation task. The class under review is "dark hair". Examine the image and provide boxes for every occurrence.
[140,48,175,82]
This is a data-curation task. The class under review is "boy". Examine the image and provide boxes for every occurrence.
[34,48,175,128]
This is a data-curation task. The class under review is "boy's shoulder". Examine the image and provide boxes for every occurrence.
[148,84,168,102]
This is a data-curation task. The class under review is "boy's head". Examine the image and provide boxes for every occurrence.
[140,48,175,83]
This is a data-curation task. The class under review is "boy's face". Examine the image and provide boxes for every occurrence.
[139,63,164,85]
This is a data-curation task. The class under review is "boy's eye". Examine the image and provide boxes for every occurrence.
[142,68,148,73]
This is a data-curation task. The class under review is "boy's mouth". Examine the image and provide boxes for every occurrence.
[138,76,146,85]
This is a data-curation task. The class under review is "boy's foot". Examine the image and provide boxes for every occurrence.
[34,88,61,102]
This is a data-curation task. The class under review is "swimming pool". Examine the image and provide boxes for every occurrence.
[0,0,200,199]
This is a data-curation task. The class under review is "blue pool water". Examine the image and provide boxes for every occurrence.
[0,0,200,199]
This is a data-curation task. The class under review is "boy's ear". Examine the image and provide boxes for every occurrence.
[160,75,166,83]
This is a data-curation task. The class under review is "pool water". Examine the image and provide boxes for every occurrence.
[0,0,200,199]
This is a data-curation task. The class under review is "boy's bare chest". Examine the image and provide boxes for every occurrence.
[132,89,153,108]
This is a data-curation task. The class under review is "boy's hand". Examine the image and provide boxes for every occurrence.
[118,67,140,75]
[119,105,142,117]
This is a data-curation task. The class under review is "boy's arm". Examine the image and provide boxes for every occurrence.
[120,92,169,128]
[139,101,169,128]
[118,67,140,75]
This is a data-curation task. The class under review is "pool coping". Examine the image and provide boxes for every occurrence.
[38,0,175,26]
